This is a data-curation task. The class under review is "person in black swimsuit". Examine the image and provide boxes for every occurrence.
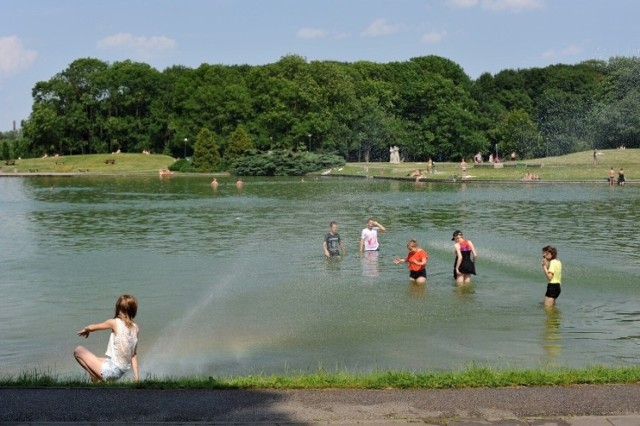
[452,230,478,285]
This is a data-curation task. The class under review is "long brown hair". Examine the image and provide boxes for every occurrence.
[114,294,138,328]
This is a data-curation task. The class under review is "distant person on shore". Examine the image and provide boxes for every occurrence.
[323,221,346,257]
[488,154,494,164]
[452,230,478,285]
[235,178,244,189]
[593,149,598,165]
[541,246,562,307]
[211,178,219,190]
[618,168,625,186]
[394,238,428,284]
[609,167,616,186]
[359,218,386,253]
[74,294,140,382]
[427,158,433,174]
[460,159,467,178]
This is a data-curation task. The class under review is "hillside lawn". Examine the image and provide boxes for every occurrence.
[0,149,637,181]
[332,149,638,182]
[0,153,176,175]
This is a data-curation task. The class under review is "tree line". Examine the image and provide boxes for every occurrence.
[2,54,639,169]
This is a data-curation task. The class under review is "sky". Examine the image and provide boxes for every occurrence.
[1,0,639,131]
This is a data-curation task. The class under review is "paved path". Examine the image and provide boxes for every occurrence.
[2,384,640,424]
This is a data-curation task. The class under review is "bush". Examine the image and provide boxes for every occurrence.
[168,158,197,173]
[231,150,345,176]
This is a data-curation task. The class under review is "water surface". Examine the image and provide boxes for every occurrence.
[0,176,638,378]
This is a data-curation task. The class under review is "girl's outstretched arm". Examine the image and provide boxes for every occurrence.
[77,319,116,338]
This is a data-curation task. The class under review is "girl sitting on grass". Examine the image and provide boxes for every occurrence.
[74,294,140,382]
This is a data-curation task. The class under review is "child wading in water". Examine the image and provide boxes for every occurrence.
[452,230,478,285]
[74,294,140,382]
[394,238,428,284]
[541,246,562,307]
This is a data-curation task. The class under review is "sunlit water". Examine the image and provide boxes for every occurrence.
[0,176,638,379]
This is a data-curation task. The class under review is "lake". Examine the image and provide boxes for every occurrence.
[0,175,638,379]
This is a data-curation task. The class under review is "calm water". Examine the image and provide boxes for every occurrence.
[0,176,638,379]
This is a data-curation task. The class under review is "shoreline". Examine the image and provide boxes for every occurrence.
[0,171,632,184]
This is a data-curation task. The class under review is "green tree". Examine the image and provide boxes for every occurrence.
[101,60,164,153]
[192,127,221,172]
[495,109,544,159]
[22,103,63,156]
[397,71,484,161]
[0,140,9,160]
[587,57,640,149]
[225,125,255,164]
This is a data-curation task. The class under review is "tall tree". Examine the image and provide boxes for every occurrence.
[495,109,544,159]
[192,127,221,172]
[225,125,254,165]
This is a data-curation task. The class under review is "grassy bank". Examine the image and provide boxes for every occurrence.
[0,153,175,174]
[3,365,640,389]
[0,149,637,181]
[330,149,638,182]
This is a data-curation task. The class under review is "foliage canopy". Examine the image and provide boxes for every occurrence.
[2,54,639,171]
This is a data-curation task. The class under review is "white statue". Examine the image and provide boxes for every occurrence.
[389,146,400,163]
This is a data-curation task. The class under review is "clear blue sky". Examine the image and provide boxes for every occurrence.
[1,0,639,131]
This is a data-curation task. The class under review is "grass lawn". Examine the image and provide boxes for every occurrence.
[0,153,176,174]
[1,149,637,181]
[331,149,638,182]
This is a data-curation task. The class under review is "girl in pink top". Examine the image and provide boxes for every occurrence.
[452,230,478,285]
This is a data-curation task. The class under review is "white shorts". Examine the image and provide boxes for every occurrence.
[101,359,126,380]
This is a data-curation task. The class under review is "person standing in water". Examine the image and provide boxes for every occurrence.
[74,294,140,382]
[359,218,386,253]
[609,167,616,186]
[394,238,428,284]
[452,230,478,284]
[323,221,346,257]
[460,159,468,179]
[541,245,562,307]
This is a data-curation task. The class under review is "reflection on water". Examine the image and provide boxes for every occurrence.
[543,307,562,364]
[454,283,476,303]
[361,250,380,277]
[0,177,639,378]
[407,282,427,299]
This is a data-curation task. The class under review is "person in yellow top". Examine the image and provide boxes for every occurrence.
[541,245,562,307]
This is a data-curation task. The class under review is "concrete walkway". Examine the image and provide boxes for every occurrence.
[2,384,640,424]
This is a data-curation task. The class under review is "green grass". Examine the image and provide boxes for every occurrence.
[1,149,637,180]
[0,153,176,174]
[2,365,640,389]
[331,149,639,182]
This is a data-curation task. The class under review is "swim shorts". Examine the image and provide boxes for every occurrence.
[101,358,126,381]
[409,269,427,280]
[545,284,561,299]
